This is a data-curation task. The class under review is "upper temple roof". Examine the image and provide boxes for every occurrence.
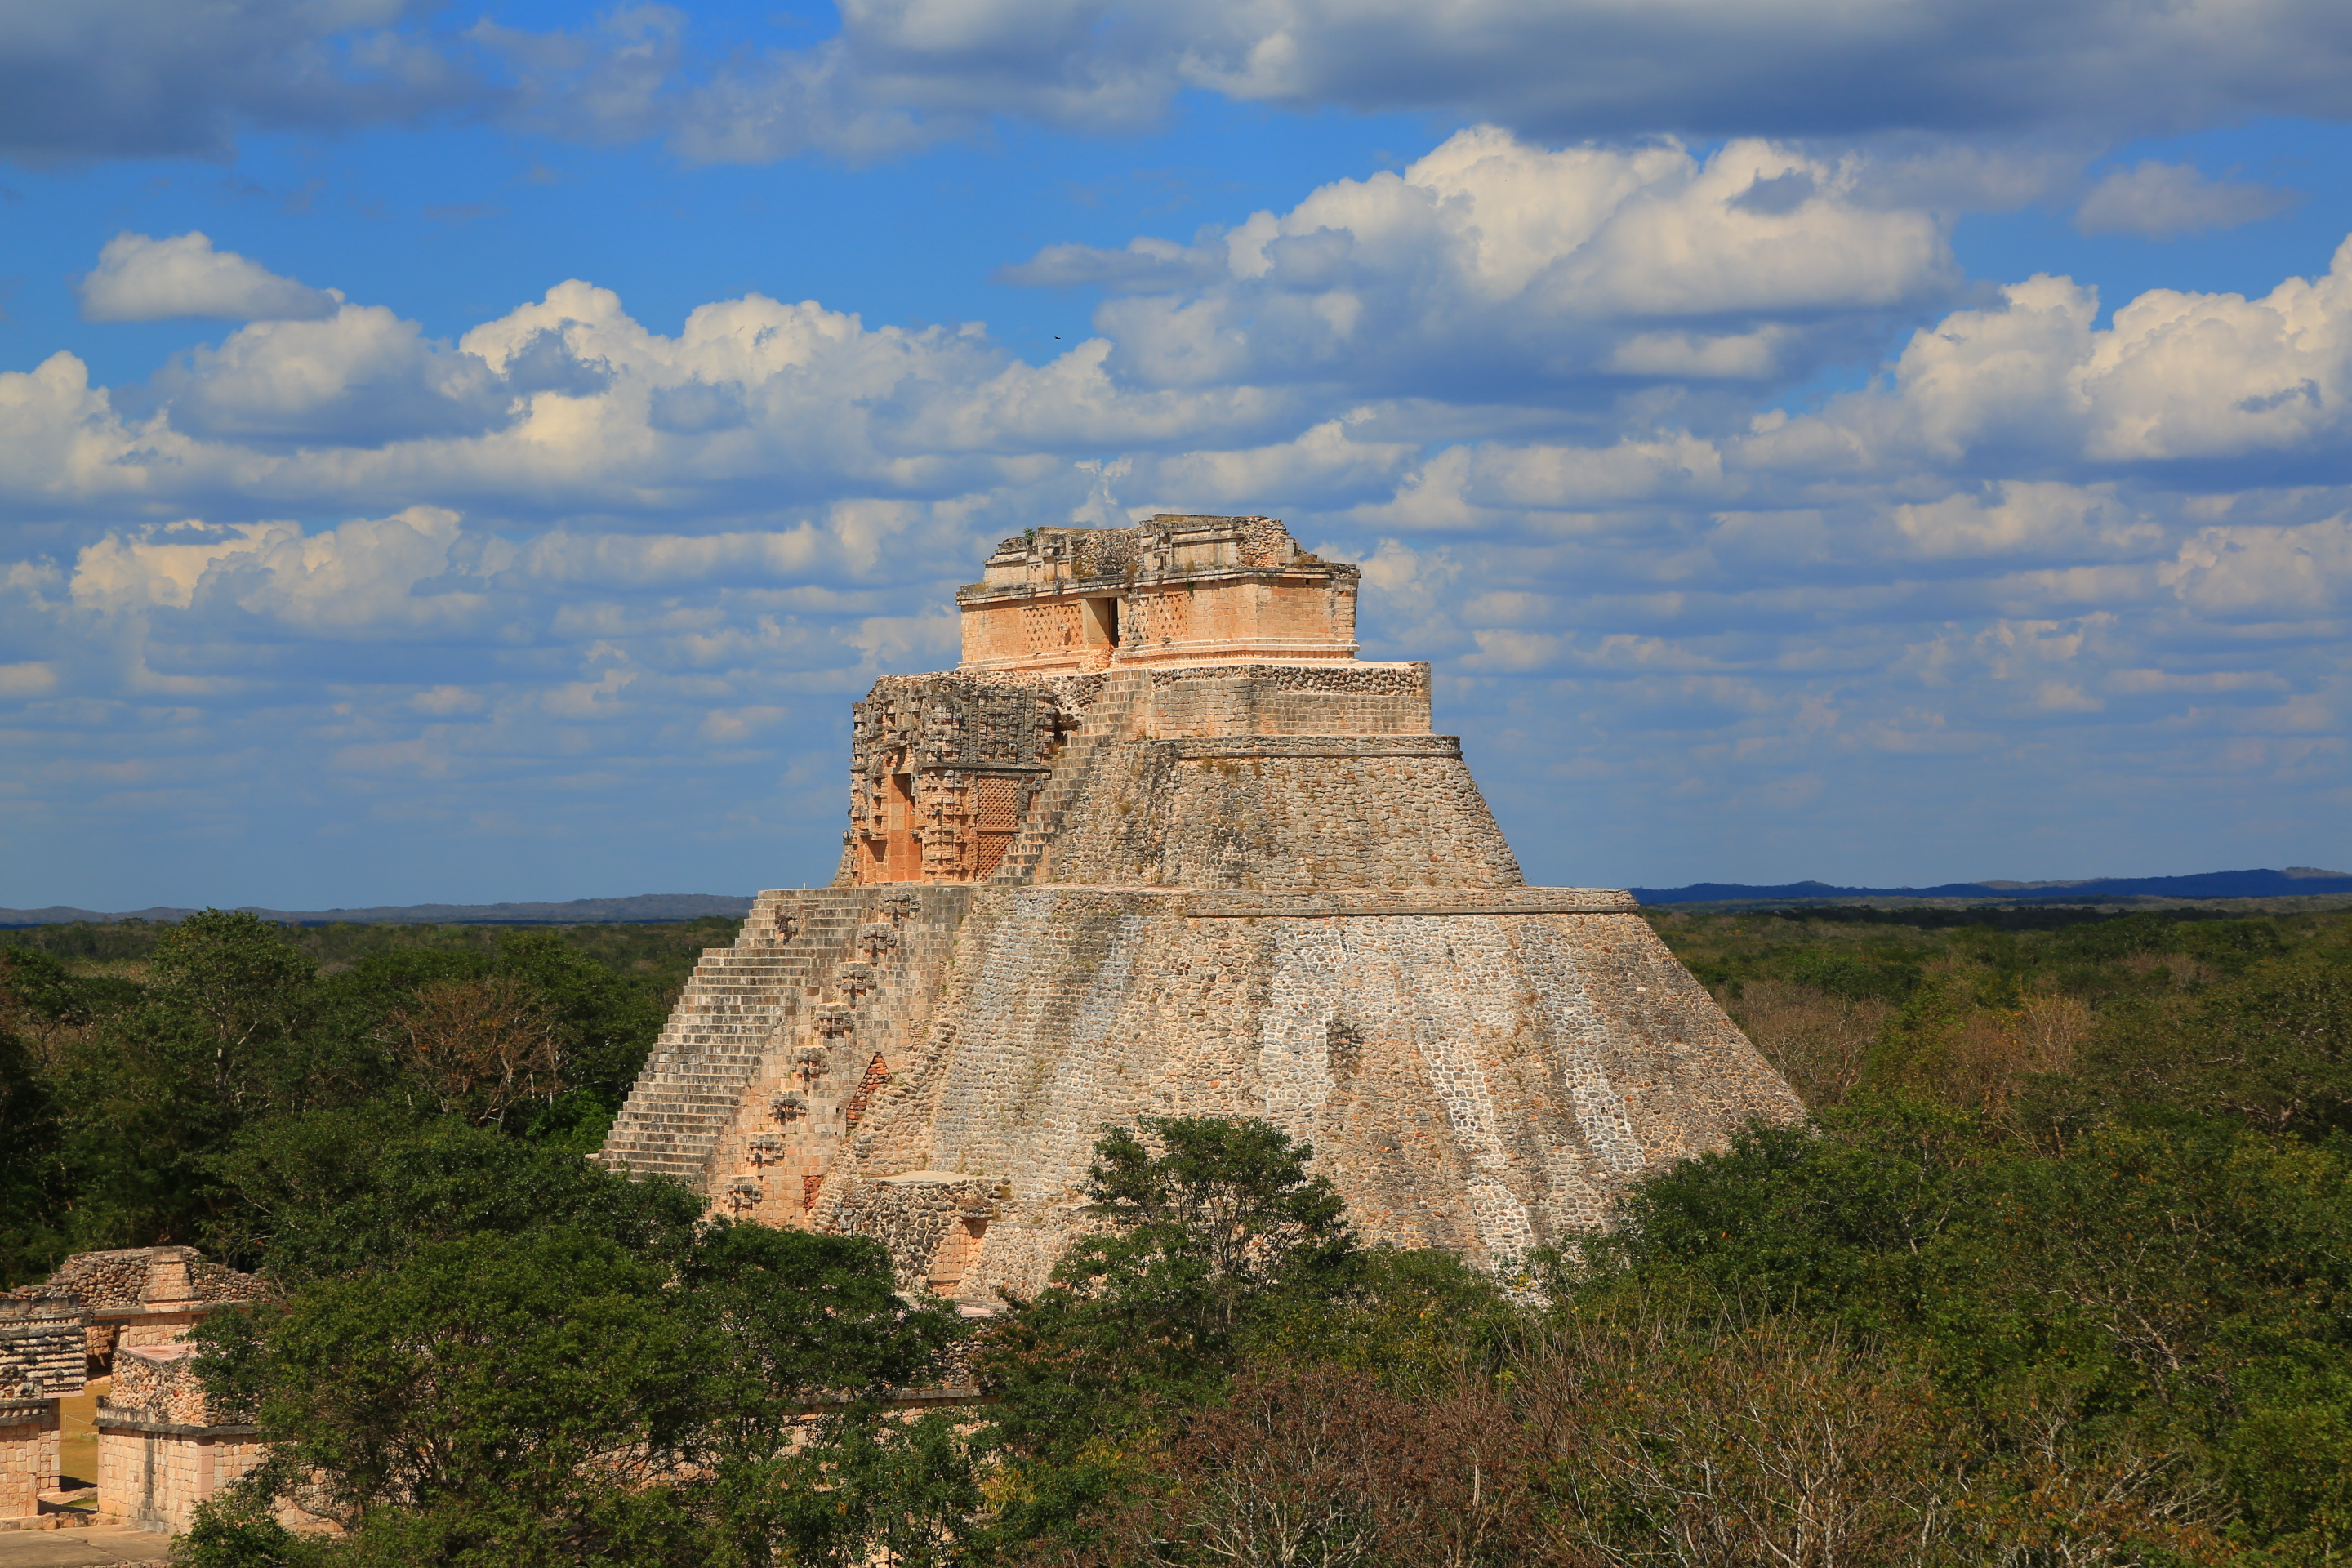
[961,515,1344,593]
[955,514,1361,674]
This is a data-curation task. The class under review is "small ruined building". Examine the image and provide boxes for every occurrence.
[600,514,1801,1301]
[1,1246,273,1536]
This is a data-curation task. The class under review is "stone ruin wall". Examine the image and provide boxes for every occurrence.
[956,514,1361,675]
[108,1348,213,1429]
[846,676,1067,884]
[0,1294,83,1521]
[0,1246,274,1533]
[828,1175,1006,1298]
[692,887,977,1230]
[38,1249,268,1312]
[602,513,1805,1307]
[99,1344,271,1538]
[841,888,1796,1298]
[0,1403,58,1522]
[0,1296,87,1403]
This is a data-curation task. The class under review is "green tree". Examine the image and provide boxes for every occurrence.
[147,909,314,1058]
[490,929,668,1116]
[199,1219,960,1567]
[42,911,379,1250]
[798,1411,987,1568]
[204,1227,709,1566]
[681,1220,960,1564]
[0,955,71,1285]
[978,1116,1359,1550]
[1071,1116,1355,1339]
[203,1111,703,1283]
[2071,953,2352,1138]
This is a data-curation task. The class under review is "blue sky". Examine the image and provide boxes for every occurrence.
[4,0,2351,908]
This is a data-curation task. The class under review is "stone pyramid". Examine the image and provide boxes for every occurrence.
[600,515,1800,1299]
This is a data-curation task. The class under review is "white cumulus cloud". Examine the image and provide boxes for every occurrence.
[1024,128,1953,400]
[8,129,2352,898]
[77,232,341,323]
[1740,237,2352,478]
[158,305,517,449]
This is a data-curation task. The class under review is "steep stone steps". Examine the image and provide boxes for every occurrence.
[991,672,1152,885]
[597,888,873,1185]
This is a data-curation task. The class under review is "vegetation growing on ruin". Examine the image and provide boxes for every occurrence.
[5,904,2352,1563]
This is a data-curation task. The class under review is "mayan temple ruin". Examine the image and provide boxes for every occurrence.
[2,1246,275,1534]
[599,514,1800,1300]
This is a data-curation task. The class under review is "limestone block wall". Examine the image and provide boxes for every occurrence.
[97,1343,268,1534]
[109,1348,209,1428]
[40,1249,265,1314]
[1111,570,1359,666]
[1140,662,1431,738]
[973,662,1517,890]
[97,1417,266,1535]
[0,1401,58,1518]
[1034,744,1525,890]
[601,887,877,1187]
[828,1174,1004,1298]
[37,1247,269,1365]
[956,516,1361,674]
[603,885,979,1200]
[837,887,1800,1298]
[114,1312,214,1353]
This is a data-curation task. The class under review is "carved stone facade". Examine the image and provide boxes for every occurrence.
[956,514,1359,674]
[602,514,1802,1303]
[0,1247,270,1534]
[0,1295,83,1523]
[846,676,1062,884]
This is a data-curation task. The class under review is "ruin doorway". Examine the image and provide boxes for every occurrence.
[875,773,920,881]
[1082,595,1120,652]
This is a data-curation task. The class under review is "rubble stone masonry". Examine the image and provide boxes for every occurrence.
[98,1346,267,1535]
[1,1248,270,1530]
[602,513,1803,1302]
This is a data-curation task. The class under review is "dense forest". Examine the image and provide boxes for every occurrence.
[2,902,2349,1566]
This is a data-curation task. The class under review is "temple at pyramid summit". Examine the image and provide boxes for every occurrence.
[598,514,1800,1299]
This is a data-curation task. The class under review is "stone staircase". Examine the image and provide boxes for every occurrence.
[597,888,872,1186]
[990,671,1151,885]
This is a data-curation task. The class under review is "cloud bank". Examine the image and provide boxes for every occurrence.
[5,126,2348,901]
[13,0,2352,166]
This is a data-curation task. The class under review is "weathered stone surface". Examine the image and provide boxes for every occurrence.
[0,1298,85,1405]
[1,1250,266,1526]
[30,1249,268,1363]
[602,514,1803,1301]
[0,1403,60,1522]
[97,1347,268,1537]
[957,515,1359,674]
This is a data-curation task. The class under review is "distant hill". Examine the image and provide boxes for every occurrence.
[1630,867,2352,906]
[0,893,759,928]
[12,868,2352,925]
